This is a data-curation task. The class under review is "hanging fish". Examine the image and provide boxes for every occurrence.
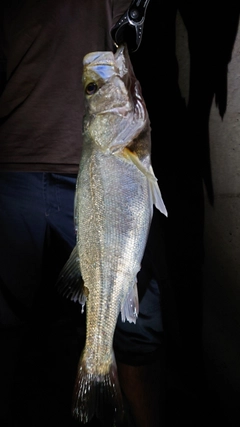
[57,43,167,425]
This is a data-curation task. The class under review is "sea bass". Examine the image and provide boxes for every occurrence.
[58,44,167,424]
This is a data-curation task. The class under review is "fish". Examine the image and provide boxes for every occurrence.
[57,43,167,425]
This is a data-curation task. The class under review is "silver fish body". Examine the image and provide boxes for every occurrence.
[58,44,167,424]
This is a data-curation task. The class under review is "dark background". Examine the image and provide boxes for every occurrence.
[130,1,240,426]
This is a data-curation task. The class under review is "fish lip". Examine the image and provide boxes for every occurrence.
[82,44,130,83]
[83,51,115,68]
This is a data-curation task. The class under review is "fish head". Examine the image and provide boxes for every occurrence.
[82,44,150,156]
[82,48,129,116]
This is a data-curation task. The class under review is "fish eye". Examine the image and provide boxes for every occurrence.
[85,82,98,95]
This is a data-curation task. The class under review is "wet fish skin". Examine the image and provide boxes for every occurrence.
[57,44,167,424]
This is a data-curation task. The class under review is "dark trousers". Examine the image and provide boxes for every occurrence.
[0,172,82,426]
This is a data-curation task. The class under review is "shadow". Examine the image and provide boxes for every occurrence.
[131,1,240,205]
[129,1,240,425]
[182,2,240,206]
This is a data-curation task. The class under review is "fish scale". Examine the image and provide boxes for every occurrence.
[57,44,167,424]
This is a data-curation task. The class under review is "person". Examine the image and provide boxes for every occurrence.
[0,1,166,426]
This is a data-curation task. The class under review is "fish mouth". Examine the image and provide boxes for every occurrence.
[82,44,129,78]
[83,52,116,84]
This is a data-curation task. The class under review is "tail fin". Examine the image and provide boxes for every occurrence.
[72,353,125,425]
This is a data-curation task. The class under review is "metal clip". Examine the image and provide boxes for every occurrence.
[111,0,151,52]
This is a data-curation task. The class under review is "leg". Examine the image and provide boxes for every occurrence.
[0,172,81,427]
[0,172,48,425]
[117,355,166,427]
[114,276,166,427]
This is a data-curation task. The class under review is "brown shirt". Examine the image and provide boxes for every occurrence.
[0,0,130,173]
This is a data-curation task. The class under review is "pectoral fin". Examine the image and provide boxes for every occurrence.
[121,148,168,217]
[148,165,168,217]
